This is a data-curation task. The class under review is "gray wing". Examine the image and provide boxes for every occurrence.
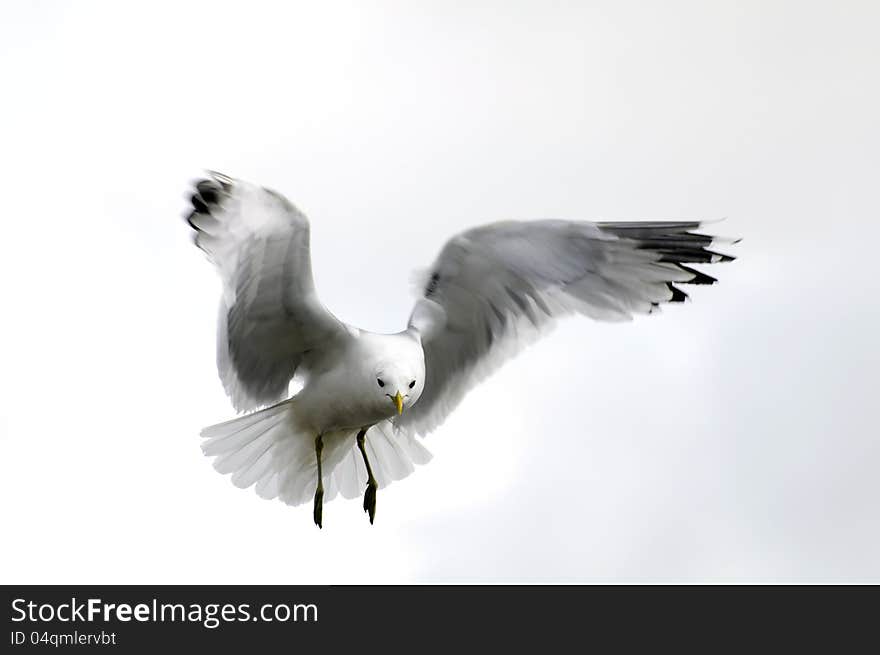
[399,219,737,436]
[186,172,349,412]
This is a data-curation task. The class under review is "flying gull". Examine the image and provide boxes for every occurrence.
[185,172,737,527]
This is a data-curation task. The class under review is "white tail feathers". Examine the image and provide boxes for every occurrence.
[200,401,432,507]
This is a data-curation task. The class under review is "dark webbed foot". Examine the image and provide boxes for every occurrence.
[357,428,378,525]
[313,484,324,529]
[363,478,377,525]
[313,434,324,529]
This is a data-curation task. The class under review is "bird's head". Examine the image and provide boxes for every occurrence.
[373,363,423,416]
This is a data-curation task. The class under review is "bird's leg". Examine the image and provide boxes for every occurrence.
[357,428,378,524]
[313,434,324,529]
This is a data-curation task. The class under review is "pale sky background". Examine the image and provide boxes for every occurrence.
[1,1,878,583]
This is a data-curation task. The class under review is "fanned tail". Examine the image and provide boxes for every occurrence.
[200,401,431,507]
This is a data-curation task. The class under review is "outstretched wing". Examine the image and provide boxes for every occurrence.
[399,219,737,436]
[186,172,349,412]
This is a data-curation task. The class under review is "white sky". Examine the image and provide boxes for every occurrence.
[1,0,878,583]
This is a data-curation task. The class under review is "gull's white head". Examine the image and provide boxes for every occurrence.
[374,361,424,416]
[363,333,425,417]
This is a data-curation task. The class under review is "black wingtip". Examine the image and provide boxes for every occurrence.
[677,265,717,285]
[196,180,221,205]
[184,175,231,234]
[190,192,209,214]
[667,283,689,302]
[705,249,737,264]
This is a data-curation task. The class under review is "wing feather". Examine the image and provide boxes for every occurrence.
[186,172,348,412]
[399,219,737,436]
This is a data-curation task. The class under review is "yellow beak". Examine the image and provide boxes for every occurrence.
[393,391,404,415]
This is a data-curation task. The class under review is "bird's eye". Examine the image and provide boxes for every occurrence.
[409,380,416,388]
[377,378,385,387]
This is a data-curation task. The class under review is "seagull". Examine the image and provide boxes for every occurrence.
[186,171,736,528]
